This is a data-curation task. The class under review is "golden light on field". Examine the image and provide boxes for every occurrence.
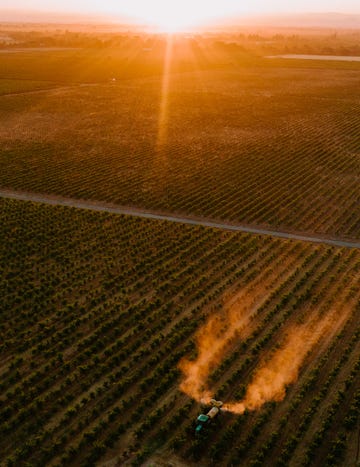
[156,35,173,151]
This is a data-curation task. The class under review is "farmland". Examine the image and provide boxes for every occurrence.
[0,198,359,466]
[0,36,360,239]
[1,27,360,467]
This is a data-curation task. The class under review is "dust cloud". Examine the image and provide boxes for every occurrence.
[179,301,348,414]
[179,287,268,404]
[223,317,331,414]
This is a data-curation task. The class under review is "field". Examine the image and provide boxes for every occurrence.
[0,79,56,96]
[1,28,360,467]
[0,198,359,466]
[0,40,360,239]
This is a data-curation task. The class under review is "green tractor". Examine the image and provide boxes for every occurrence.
[195,399,223,434]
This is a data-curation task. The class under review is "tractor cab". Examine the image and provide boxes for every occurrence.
[195,414,210,433]
[195,400,223,434]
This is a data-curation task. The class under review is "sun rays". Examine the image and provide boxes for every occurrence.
[156,34,174,154]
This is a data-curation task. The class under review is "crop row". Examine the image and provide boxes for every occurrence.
[1,65,360,239]
[1,198,359,466]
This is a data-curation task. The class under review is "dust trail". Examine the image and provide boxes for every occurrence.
[178,285,272,403]
[179,300,351,413]
[223,316,331,414]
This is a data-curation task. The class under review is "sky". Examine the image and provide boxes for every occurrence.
[2,0,360,29]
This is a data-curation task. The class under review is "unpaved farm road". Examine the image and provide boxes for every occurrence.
[1,189,360,250]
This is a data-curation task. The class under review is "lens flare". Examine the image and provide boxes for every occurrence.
[156,34,173,152]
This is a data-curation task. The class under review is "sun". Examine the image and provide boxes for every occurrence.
[119,0,220,33]
[140,7,202,32]
[150,14,194,33]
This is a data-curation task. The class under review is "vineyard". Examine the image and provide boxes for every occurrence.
[0,198,359,466]
[1,48,360,239]
[1,36,360,467]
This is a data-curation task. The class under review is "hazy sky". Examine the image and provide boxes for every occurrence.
[3,0,360,28]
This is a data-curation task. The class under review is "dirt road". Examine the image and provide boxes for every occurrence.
[1,189,360,249]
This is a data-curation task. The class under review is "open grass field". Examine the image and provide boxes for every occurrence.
[0,198,359,466]
[1,44,360,239]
